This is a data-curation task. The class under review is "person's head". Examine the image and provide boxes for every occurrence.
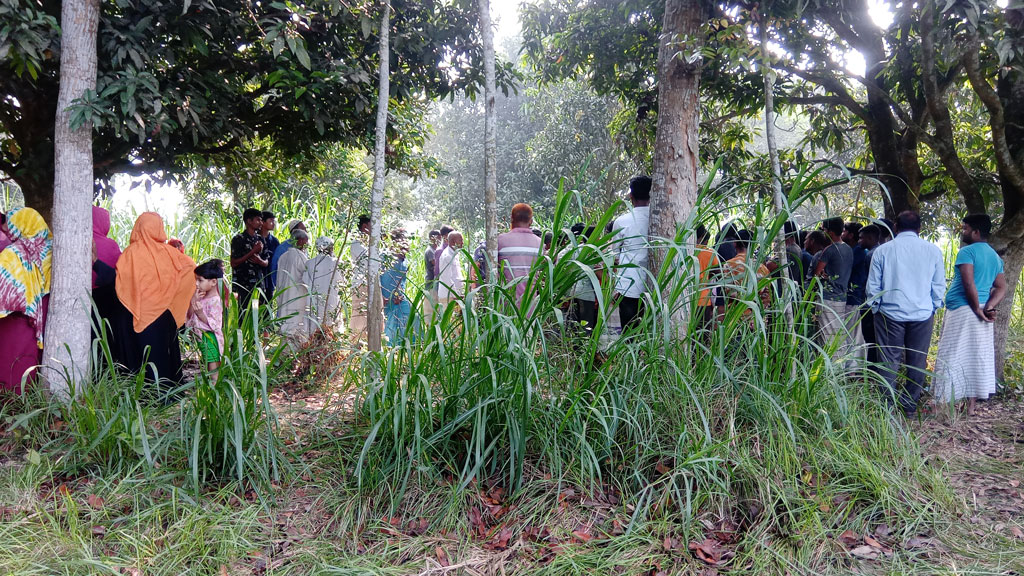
[895,211,921,233]
[696,224,710,245]
[783,221,799,245]
[806,230,829,253]
[167,237,185,253]
[315,236,335,255]
[960,214,992,245]
[429,229,441,247]
[447,231,464,249]
[841,221,862,246]
[3,207,49,246]
[628,175,652,206]
[858,224,880,250]
[357,215,371,235]
[821,216,844,240]
[733,229,754,253]
[292,228,309,249]
[878,218,895,242]
[570,222,586,239]
[390,228,409,258]
[439,225,454,242]
[719,222,739,243]
[544,231,553,249]
[261,211,276,233]
[194,259,224,293]
[511,203,533,229]
[242,208,263,232]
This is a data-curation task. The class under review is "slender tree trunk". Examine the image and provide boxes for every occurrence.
[479,0,498,278]
[649,0,704,336]
[366,1,390,353]
[759,16,792,329]
[43,0,101,398]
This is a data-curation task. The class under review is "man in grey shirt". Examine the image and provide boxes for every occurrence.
[423,229,441,316]
[807,217,855,362]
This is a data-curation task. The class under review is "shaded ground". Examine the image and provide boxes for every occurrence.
[2,382,1022,575]
[909,396,1024,569]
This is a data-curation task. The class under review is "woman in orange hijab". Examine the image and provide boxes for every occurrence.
[115,212,195,393]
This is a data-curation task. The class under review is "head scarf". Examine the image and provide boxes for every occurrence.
[92,206,122,288]
[115,212,196,332]
[315,236,335,255]
[0,207,52,347]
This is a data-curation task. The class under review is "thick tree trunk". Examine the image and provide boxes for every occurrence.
[43,0,101,398]
[649,0,704,336]
[760,17,792,328]
[366,1,390,353]
[992,236,1023,382]
[479,0,498,278]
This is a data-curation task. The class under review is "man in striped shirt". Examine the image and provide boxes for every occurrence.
[497,203,543,305]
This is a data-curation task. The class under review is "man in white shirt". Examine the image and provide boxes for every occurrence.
[438,231,465,305]
[612,176,651,333]
[348,215,373,339]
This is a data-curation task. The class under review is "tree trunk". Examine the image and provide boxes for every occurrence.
[992,236,1023,382]
[479,0,498,278]
[649,0,704,336]
[43,0,101,399]
[760,16,792,328]
[366,1,391,353]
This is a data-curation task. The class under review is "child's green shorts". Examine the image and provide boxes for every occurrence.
[199,332,221,363]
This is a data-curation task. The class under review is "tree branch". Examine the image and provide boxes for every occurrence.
[776,64,871,122]
[962,32,1024,196]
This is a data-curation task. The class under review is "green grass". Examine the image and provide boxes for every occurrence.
[2,169,1023,574]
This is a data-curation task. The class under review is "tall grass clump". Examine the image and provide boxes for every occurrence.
[348,164,942,537]
[178,295,286,492]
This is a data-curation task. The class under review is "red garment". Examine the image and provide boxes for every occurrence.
[0,296,48,394]
[92,206,122,288]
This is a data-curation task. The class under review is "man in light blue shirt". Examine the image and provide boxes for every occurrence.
[866,211,946,417]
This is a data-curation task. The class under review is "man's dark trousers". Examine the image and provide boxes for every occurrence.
[618,296,645,333]
[873,312,934,416]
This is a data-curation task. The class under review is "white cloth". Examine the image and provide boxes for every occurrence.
[612,206,649,298]
[350,237,368,288]
[304,254,344,333]
[438,246,464,300]
[276,246,309,342]
[933,306,996,402]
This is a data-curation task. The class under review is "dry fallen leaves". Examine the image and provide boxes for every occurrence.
[435,546,450,567]
[838,530,860,547]
[87,494,104,509]
[849,545,880,560]
[688,538,734,566]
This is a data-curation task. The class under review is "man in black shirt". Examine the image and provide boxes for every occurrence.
[230,208,268,314]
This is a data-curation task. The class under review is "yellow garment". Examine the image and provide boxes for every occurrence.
[116,212,196,332]
[0,207,52,347]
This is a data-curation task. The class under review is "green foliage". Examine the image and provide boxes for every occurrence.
[0,0,518,209]
[179,298,285,491]
[419,75,632,236]
[351,166,924,536]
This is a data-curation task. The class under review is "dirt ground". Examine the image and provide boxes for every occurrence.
[911,395,1024,556]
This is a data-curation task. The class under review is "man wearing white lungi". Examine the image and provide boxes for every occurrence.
[934,214,1008,416]
[306,236,346,335]
[275,229,310,347]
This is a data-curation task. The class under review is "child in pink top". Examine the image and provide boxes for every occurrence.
[187,259,225,381]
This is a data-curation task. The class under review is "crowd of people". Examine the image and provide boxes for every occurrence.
[0,177,1011,418]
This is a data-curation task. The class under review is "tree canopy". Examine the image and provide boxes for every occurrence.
[0,0,516,217]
